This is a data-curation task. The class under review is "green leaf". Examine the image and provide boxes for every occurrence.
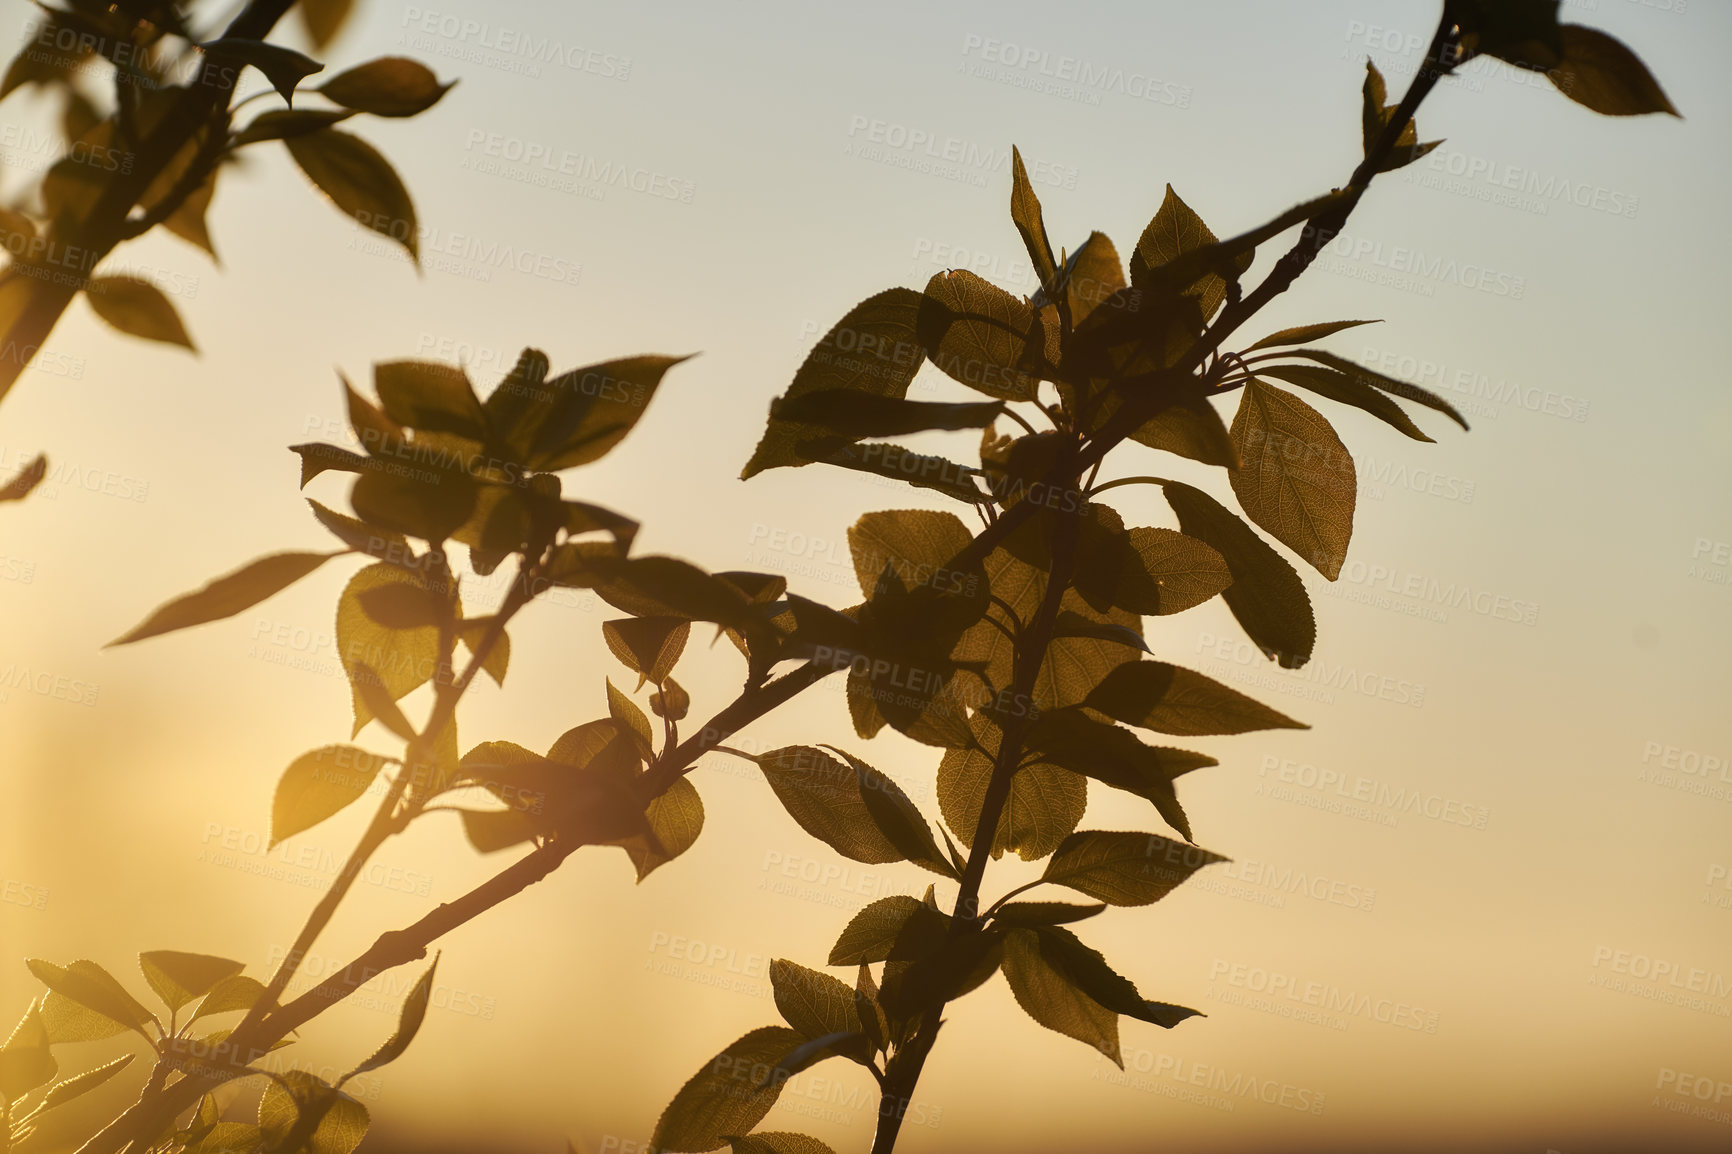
[1285,350,1469,431]
[743,289,927,477]
[937,717,1086,862]
[1161,481,1315,668]
[1546,24,1679,117]
[286,128,419,263]
[1001,927,1120,1063]
[272,745,390,847]
[337,563,442,734]
[1245,320,1379,353]
[752,747,936,871]
[138,952,244,1013]
[1039,830,1227,906]
[619,776,704,880]
[991,901,1107,927]
[258,1070,369,1154]
[1229,380,1356,580]
[601,617,690,689]
[85,275,195,350]
[200,38,323,104]
[38,991,130,1043]
[769,960,873,1066]
[1256,365,1433,442]
[651,1026,807,1153]
[1114,527,1233,616]
[0,1000,57,1100]
[826,746,956,879]
[188,975,267,1023]
[1086,661,1306,736]
[318,56,454,117]
[374,360,486,439]
[234,107,356,145]
[828,896,927,966]
[109,551,343,647]
[25,960,155,1040]
[345,954,438,1079]
[40,1052,135,1109]
[917,269,1057,401]
[1009,145,1059,295]
[1128,184,1240,321]
[727,1135,838,1154]
[1029,925,1202,1036]
[771,390,1002,438]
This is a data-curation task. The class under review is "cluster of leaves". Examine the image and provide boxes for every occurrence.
[3,947,435,1153]
[647,6,1677,1150]
[0,0,449,498]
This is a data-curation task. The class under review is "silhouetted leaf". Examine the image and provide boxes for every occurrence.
[0,1000,57,1100]
[25,960,155,1039]
[1161,481,1315,667]
[773,390,1002,438]
[457,807,537,854]
[828,896,926,966]
[497,355,690,470]
[651,677,690,721]
[769,960,873,1066]
[1547,24,1678,116]
[374,360,486,439]
[234,108,356,145]
[38,991,130,1043]
[1086,661,1306,736]
[200,38,323,104]
[1040,830,1227,906]
[188,975,267,1023]
[814,442,984,504]
[744,290,927,477]
[319,57,454,117]
[1257,365,1433,442]
[0,453,46,501]
[1229,380,1356,580]
[854,965,888,1054]
[257,1070,369,1154]
[938,718,1086,861]
[827,746,956,879]
[351,667,416,740]
[1129,185,1242,321]
[651,1026,806,1153]
[272,745,390,847]
[85,276,195,350]
[727,1135,838,1154]
[1114,527,1233,616]
[1447,0,1564,69]
[1133,191,1347,304]
[310,499,409,556]
[752,746,936,871]
[1245,320,1379,352]
[1020,708,1211,840]
[40,1052,135,1109]
[1009,145,1059,294]
[991,901,1107,927]
[590,556,753,626]
[1128,396,1237,467]
[337,563,442,733]
[345,954,438,1078]
[1361,62,1442,173]
[602,617,691,688]
[918,269,1056,401]
[1286,350,1468,430]
[618,777,703,880]
[1028,925,1202,1038]
[110,551,343,645]
[138,951,244,1012]
[1052,611,1150,653]
[287,129,419,262]
[1001,927,1120,1062]
[457,618,509,685]
[299,0,356,50]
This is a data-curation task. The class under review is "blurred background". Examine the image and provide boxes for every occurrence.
[2,0,1728,1151]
